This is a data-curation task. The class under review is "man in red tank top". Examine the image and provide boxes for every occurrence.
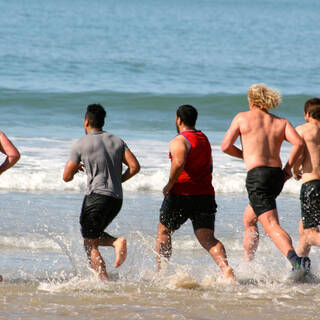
[155,105,235,281]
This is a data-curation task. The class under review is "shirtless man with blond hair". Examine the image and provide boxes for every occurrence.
[293,98,320,258]
[221,83,310,273]
[0,130,20,282]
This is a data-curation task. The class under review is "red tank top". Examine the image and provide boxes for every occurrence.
[170,131,215,196]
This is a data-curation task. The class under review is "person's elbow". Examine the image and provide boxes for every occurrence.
[221,141,231,154]
[12,151,20,163]
[131,161,140,176]
[295,138,304,152]
[63,172,73,182]
[8,151,20,165]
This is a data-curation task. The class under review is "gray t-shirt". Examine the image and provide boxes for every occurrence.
[69,130,128,199]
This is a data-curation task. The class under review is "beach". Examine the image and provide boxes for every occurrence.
[1,0,320,319]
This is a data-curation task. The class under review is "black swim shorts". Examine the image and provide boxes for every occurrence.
[246,166,284,217]
[159,194,217,231]
[80,193,122,239]
[300,179,320,229]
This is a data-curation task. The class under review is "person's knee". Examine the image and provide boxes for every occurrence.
[84,238,99,251]
[195,228,218,249]
[304,228,319,242]
[157,223,172,237]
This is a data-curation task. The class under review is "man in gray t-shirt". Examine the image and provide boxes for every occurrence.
[63,104,140,281]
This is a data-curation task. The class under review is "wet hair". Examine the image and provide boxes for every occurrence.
[85,104,106,128]
[304,98,320,120]
[248,83,282,110]
[176,105,198,127]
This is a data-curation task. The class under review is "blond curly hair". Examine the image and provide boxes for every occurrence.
[248,83,282,110]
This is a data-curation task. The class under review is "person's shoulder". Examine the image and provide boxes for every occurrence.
[103,131,124,141]
[272,114,290,125]
[71,135,87,149]
[169,134,186,147]
[234,111,250,120]
[232,111,250,125]
[101,131,127,147]
[295,123,308,133]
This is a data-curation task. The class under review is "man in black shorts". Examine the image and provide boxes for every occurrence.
[221,84,310,274]
[63,104,140,280]
[156,105,235,281]
[293,98,320,257]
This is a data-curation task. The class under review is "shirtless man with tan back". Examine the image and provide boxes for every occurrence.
[221,83,310,274]
[293,98,320,257]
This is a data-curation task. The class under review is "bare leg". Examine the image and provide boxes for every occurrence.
[195,228,235,281]
[155,222,173,272]
[297,220,312,257]
[84,233,127,280]
[84,238,108,280]
[243,205,259,261]
[98,233,127,268]
[258,209,295,257]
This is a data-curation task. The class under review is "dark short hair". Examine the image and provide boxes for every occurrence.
[85,104,106,128]
[304,98,320,120]
[176,105,198,127]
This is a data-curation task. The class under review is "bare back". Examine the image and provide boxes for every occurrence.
[238,109,287,170]
[297,121,320,183]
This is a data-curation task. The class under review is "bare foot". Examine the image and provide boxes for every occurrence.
[0,275,2,282]
[98,273,108,281]
[113,237,127,268]
[244,253,255,261]
[223,266,236,283]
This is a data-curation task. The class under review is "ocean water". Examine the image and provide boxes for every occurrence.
[1,0,320,319]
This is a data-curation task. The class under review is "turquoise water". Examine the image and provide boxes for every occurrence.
[1,0,319,94]
[1,1,320,319]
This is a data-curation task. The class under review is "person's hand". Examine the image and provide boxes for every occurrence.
[293,171,302,181]
[283,166,292,182]
[163,183,172,197]
[76,163,84,173]
[293,166,302,181]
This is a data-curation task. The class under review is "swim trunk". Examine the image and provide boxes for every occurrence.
[300,179,320,229]
[160,194,217,231]
[246,166,284,217]
[80,193,122,239]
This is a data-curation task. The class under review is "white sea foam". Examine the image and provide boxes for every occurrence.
[0,234,60,251]
[0,137,302,194]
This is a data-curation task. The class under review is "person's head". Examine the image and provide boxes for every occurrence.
[304,98,320,121]
[248,83,282,111]
[176,105,198,132]
[84,104,106,133]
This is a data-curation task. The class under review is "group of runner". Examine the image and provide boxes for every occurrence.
[1,83,319,282]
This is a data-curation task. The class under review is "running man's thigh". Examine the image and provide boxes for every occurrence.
[80,193,123,239]
[246,167,284,217]
[189,195,217,231]
[300,180,320,229]
[257,208,280,233]
[159,194,190,231]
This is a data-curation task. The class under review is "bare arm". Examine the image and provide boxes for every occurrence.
[163,136,188,196]
[63,161,83,182]
[292,125,304,180]
[122,149,140,183]
[283,121,304,181]
[221,115,243,159]
[0,131,20,175]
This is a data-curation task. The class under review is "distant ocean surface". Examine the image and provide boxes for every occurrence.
[1,1,320,319]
